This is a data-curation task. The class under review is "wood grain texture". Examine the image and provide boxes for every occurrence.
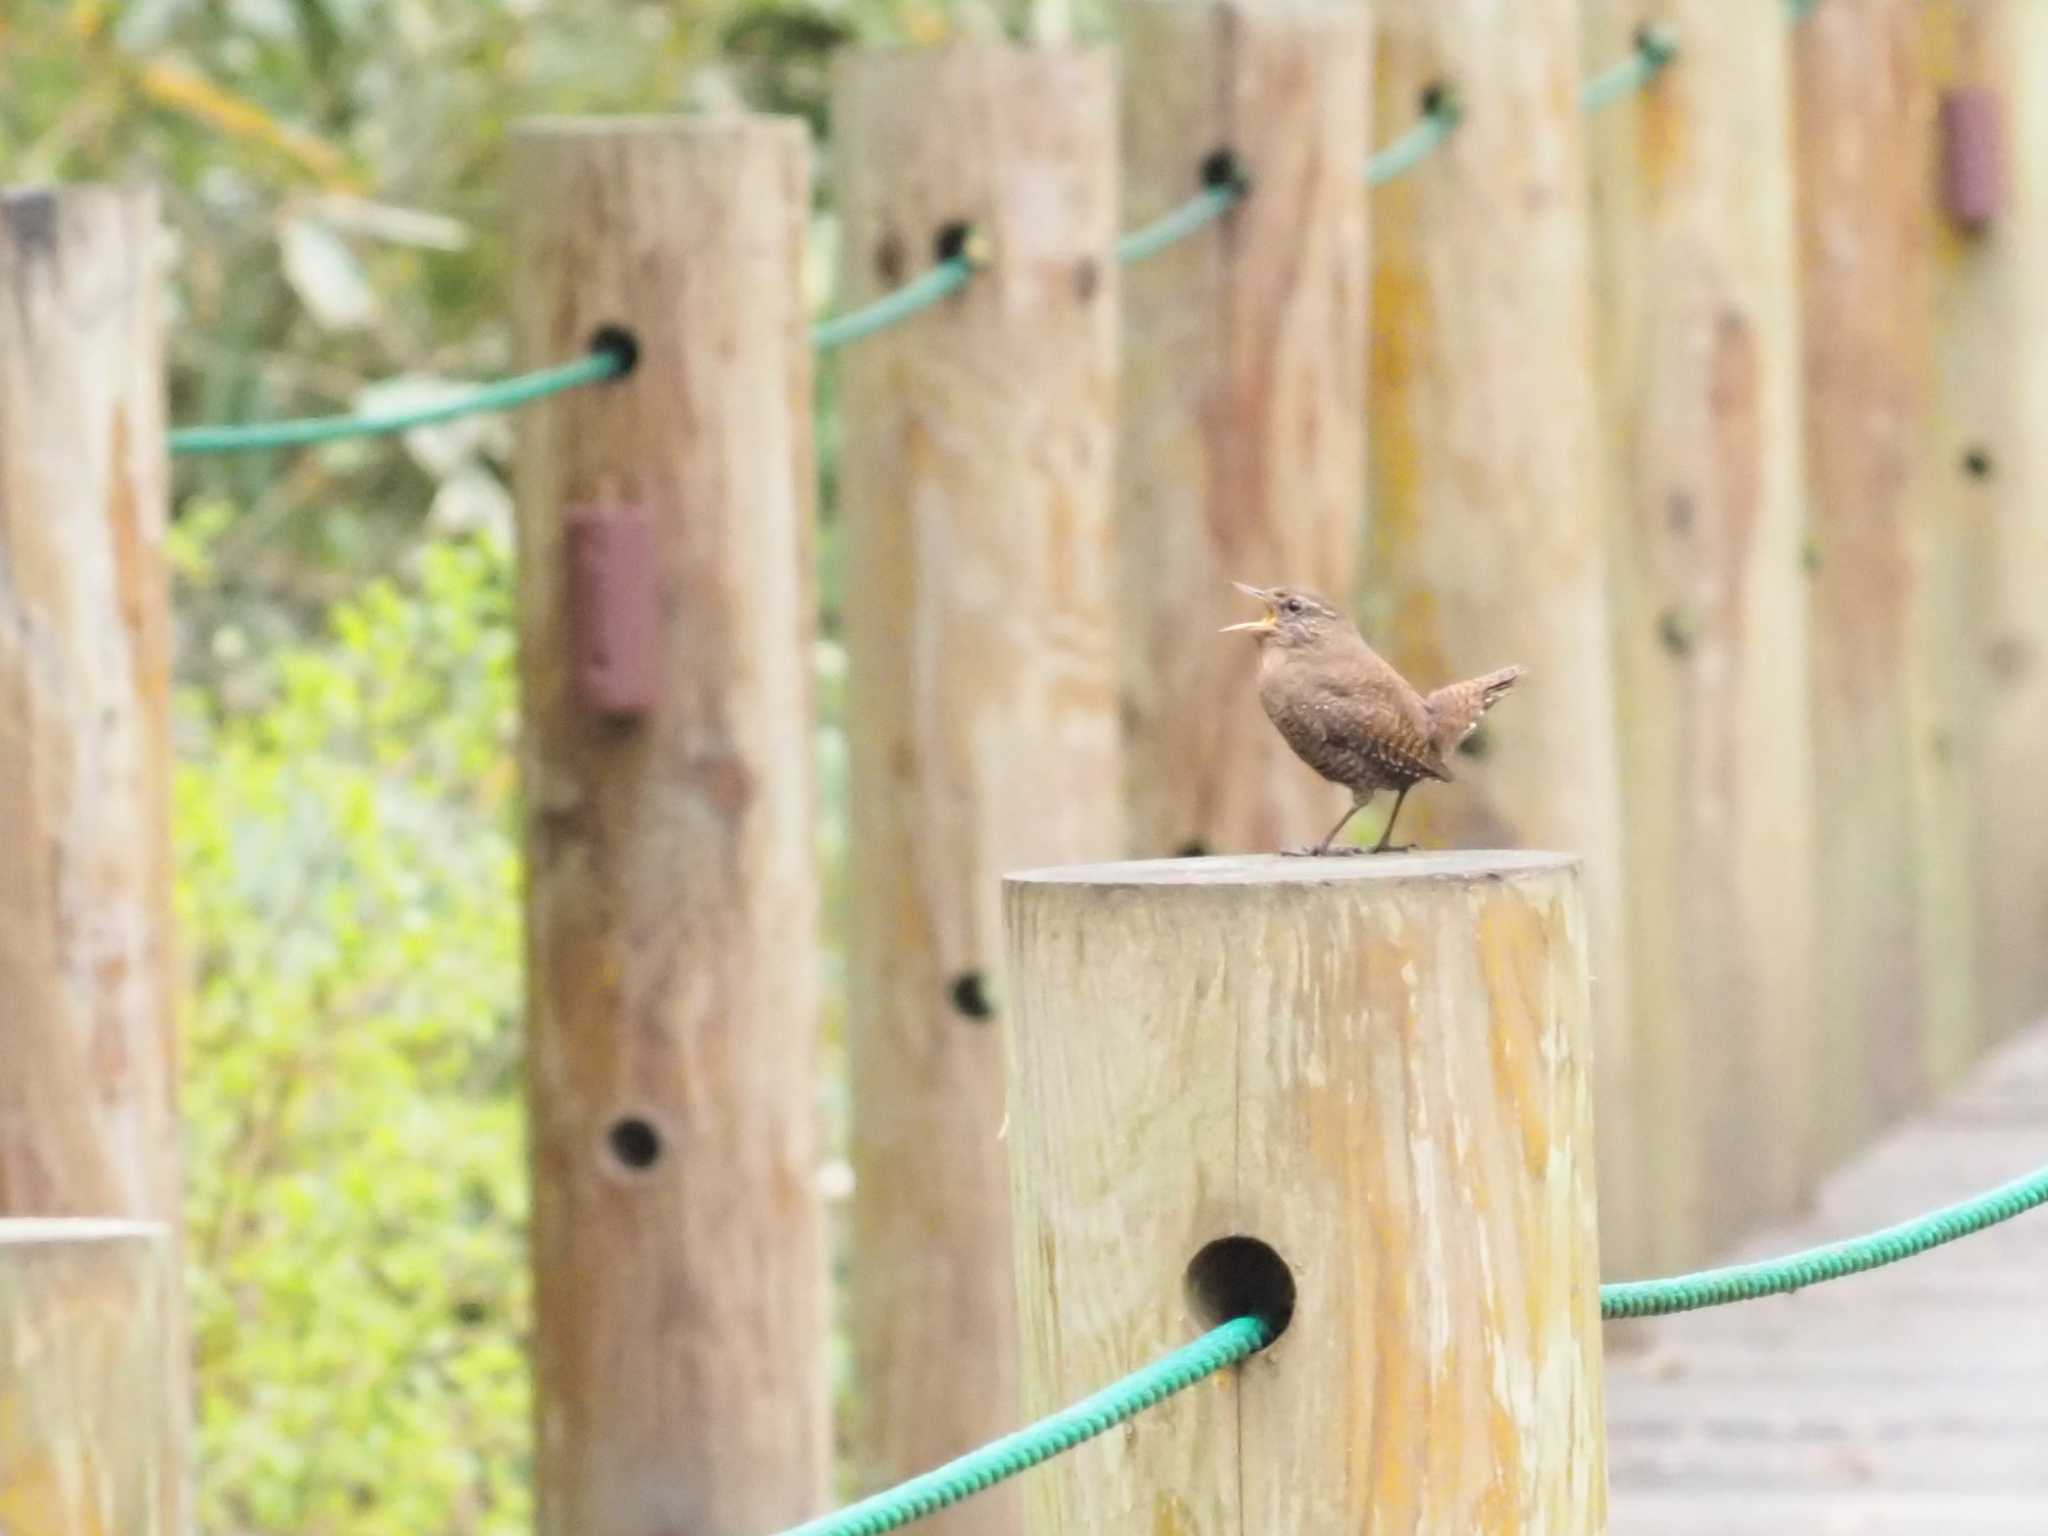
[511,118,827,1536]
[1119,0,1370,858]
[1364,0,1645,1275]
[1924,1,2048,1046]
[1794,0,1979,1161]
[0,185,187,1534]
[833,46,1122,1533]
[1005,853,1607,1534]
[0,1221,174,1536]
[1583,0,1822,1273]
[0,187,178,1238]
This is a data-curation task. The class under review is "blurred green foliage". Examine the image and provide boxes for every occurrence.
[2,0,1100,635]
[174,524,532,1535]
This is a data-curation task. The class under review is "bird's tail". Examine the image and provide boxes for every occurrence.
[1426,665,1524,758]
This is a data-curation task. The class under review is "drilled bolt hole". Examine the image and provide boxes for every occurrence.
[934,220,977,263]
[1199,147,1250,194]
[950,971,994,1021]
[1185,1235,1296,1340]
[607,1116,663,1171]
[1658,606,1700,657]
[1418,79,1463,124]
[874,231,907,283]
[588,324,641,378]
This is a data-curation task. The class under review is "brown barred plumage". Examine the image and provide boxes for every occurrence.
[1222,583,1524,855]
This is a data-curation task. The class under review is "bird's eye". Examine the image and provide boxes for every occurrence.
[1283,598,1304,615]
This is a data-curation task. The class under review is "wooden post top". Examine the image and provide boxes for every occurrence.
[0,1218,167,1247]
[1002,840,1603,1531]
[1006,848,1578,887]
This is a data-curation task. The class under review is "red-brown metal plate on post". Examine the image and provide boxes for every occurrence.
[1940,87,2005,232]
[566,505,660,719]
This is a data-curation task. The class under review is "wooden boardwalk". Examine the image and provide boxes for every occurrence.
[1604,1023,2048,1533]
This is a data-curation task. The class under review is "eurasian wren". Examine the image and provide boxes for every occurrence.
[1222,582,1523,855]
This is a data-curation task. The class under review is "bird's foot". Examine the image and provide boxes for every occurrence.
[1369,841,1419,855]
[1280,843,1368,858]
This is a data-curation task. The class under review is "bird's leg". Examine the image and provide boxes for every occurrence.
[1370,785,1417,854]
[1282,797,1371,857]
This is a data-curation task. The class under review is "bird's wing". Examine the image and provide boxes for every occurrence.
[1295,673,1451,785]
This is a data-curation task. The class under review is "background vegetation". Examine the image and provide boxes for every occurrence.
[2,1,1100,1529]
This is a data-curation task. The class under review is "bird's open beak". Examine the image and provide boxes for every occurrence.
[1220,582,1278,634]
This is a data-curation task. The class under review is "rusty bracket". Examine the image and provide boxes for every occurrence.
[566,505,660,720]
[1940,87,2004,232]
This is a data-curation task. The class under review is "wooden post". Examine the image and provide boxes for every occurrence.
[833,45,1121,1531]
[1004,853,1607,1532]
[1118,0,1371,858]
[1584,0,1822,1270]
[0,185,187,1530]
[1925,1,2048,1045]
[511,118,827,1536]
[0,1221,176,1536]
[1363,0,1644,1274]
[1793,0,1978,1156]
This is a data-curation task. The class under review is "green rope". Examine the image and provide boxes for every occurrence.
[773,1315,1269,1536]
[175,249,988,454]
[812,254,978,353]
[167,347,627,456]
[1115,183,1244,265]
[148,3,1807,451]
[1580,22,1680,112]
[775,1161,2046,1536]
[1367,91,1465,186]
[177,254,983,457]
[1601,1158,2048,1320]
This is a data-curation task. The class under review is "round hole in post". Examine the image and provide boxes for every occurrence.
[1417,79,1462,125]
[1634,19,1680,66]
[1199,146,1251,196]
[587,324,641,378]
[949,970,994,1022]
[1657,606,1700,657]
[1962,444,1995,479]
[1184,1235,1297,1341]
[875,229,907,284]
[606,1116,663,1172]
[933,220,978,264]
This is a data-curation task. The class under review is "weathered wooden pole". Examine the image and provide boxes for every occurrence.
[511,118,827,1536]
[1005,853,1607,1531]
[1793,0,1978,1156]
[1583,0,1822,1269]
[1925,0,2048,1045]
[0,1220,177,1536]
[833,44,1121,1531]
[1118,0,1371,858]
[1364,0,1644,1275]
[0,184,188,1530]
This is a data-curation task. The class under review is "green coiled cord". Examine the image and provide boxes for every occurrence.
[1598,1159,2048,1320]
[782,1160,2047,1536]
[775,1315,1269,1536]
